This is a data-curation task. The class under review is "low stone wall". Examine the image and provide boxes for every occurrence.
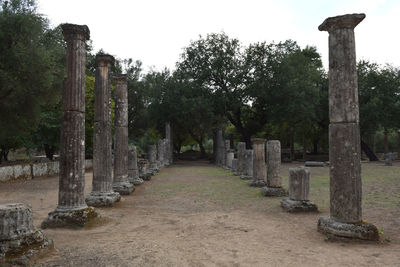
[0,159,93,182]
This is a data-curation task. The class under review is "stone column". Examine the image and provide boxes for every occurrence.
[317,13,378,241]
[42,24,97,228]
[248,138,267,187]
[281,167,318,212]
[148,144,158,174]
[216,129,224,166]
[232,158,238,174]
[236,142,246,176]
[157,139,165,168]
[128,146,144,185]
[138,159,151,180]
[165,122,173,164]
[226,150,234,169]
[223,140,230,169]
[1,204,53,264]
[261,140,288,197]
[85,54,120,207]
[240,149,253,180]
[112,75,134,195]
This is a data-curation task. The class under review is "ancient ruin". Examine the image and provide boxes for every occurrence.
[42,24,98,228]
[226,150,234,169]
[147,145,159,174]
[112,75,134,195]
[248,139,267,187]
[261,140,288,197]
[240,149,253,180]
[281,167,318,212]
[128,146,144,185]
[236,142,246,176]
[85,54,120,207]
[317,13,379,241]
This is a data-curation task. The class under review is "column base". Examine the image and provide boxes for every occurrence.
[85,191,121,207]
[240,175,252,180]
[130,177,144,185]
[41,206,98,229]
[140,173,152,181]
[281,198,318,212]
[248,179,267,187]
[112,182,134,195]
[318,216,379,241]
[261,186,288,197]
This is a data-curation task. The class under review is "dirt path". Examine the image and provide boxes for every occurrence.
[0,160,399,266]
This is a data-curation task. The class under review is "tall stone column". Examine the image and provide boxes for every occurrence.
[317,13,378,241]
[1,204,53,264]
[261,140,288,197]
[281,167,318,212]
[248,138,267,187]
[85,54,120,207]
[113,75,134,195]
[236,142,246,175]
[165,122,173,164]
[216,129,224,166]
[240,149,253,180]
[157,139,165,168]
[42,24,97,228]
[128,146,144,185]
[147,144,158,174]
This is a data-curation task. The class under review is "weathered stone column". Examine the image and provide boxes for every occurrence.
[236,142,246,176]
[1,204,53,264]
[113,75,134,195]
[147,144,158,174]
[240,149,253,180]
[232,158,238,174]
[128,146,144,185]
[223,140,230,169]
[248,139,267,187]
[42,24,97,228]
[317,13,378,241]
[138,159,151,181]
[85,54,120,207]
[261,140,288,197]
[281,167,318,212]
[216,129,224,166]
[226,150,234,169]
[157,139,165,168]
[165,122,173,164]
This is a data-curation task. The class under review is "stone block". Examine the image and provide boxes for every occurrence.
[47,161,59,176]
[85,192,120,207]
[0,166,15,182]
[281,198,318,213]
[261,186,288,197]
[289,166,310,201]
[32,163,48,177]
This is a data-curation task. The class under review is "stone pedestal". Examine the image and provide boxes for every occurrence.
[262,140,288,197]
[128,146,144,185]
[232,158,238,175]
[85,54,120,207]
[43,23,98,228]
[317,13,378,241]
[248,139,267,187]
[1,204,53,265]
[281,167,317,212]
[113,75,134,195]
[237,142,246,175]
[148,145,159,173]
[240,149,253,180]
[226,150,234,169]
[138,159,151,181]
[157,139,165,168]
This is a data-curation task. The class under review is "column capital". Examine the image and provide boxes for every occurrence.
[61,23,90,41]
[96,54,115,67]
[251,138,266,144]
[114,74,128,83]
[319,13,365,32]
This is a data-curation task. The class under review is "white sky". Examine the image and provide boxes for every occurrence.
[37,0,400,72]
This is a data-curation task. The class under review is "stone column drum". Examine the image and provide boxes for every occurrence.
[165,122,173,164]
[128,146,144,185]
[281,167,318,212]
[261,140,288,197]
[317,13,378,241]
[0,204,53,264]
[157,139,165,168]
[240,149,253,180]
[147,145,159,174]
[85,54,120,207]
[42,24,97,228]
[112,75,134,195]
[226,150,234,169]
[248,139,267,187]
[231,158,238,174]
[236,142,246,176]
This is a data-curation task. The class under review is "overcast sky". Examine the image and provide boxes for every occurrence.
[37,0,399,72]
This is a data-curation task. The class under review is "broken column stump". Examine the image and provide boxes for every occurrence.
[248,139,267,187]
[261,140,288,197]
[281,167,318,212]
[147,145,159,174]
[240,149,253,180]
[317,13,379,241]
[128,146,144,185]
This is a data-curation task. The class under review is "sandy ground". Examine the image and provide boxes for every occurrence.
[0,160,399,266]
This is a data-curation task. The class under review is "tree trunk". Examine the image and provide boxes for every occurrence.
[384,128,389,154]
[302,132,306,160]
[361,139,378,161]
[290,131,295,161]
[372,132,376,155]
[312,139,318,154]
[397,131,400,159]
[199,142,206,158]
[212,131,217,163]
[44,144,55,161]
